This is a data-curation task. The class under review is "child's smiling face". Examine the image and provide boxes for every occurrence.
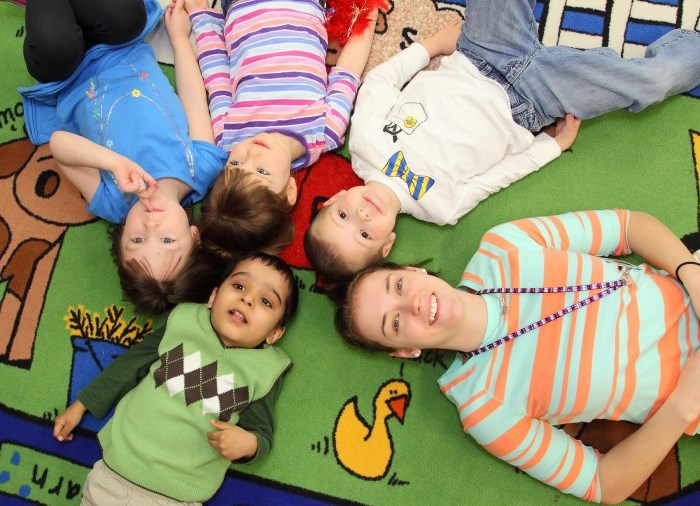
[207,257,288,348]
[311,185,398,273]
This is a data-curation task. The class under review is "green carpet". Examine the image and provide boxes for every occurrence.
[1,0,699,504]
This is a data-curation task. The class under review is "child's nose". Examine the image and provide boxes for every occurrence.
[241,293,254,306]
[143,216,161,228]
[357,206,370,220]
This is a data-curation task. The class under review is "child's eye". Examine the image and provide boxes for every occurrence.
[261,297,272,308]
[257,168,270,175]
[396,278,403,293]
[338,211,347,220]
[392,314,399,333]
[233,283,245,290]
[131,238,144,244]
[361,231,370,239]
[162,237,175,244]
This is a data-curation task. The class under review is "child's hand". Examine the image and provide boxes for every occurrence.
[419,20,462,59]
[53,400,87,442]
[207,419,258,461]
[113,157,158,202]
[165,0,192,42]
[550,114,581,152]
[184,0,209,14]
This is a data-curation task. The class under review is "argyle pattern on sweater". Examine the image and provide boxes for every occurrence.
[154,342,250,422]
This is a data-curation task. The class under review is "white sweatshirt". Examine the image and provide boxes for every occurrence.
[349,43,561,225]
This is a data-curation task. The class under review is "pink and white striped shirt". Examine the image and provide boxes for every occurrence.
[190,0,360,171]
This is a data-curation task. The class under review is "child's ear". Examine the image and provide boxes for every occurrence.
[206,287,218,309]
[389,348,421,359]
[266,326,286,345]
[191,225,201,245]
[322,190,346,208]
[285,177,298,206]
[381,232,396,258]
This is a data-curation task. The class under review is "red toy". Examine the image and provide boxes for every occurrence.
[326,0,389,45]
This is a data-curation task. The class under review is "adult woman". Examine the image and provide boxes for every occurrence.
[335,209,700,503]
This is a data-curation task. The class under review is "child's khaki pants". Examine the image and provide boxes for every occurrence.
[81,459,202,506]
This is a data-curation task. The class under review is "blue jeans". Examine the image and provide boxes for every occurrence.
[457,0,700,130]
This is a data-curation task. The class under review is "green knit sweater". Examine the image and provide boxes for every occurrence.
[97,303,291,501]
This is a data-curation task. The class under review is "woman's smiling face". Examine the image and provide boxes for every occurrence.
[350,267,468,353]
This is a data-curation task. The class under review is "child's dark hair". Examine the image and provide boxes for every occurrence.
[333,262,406,353]
[304,213,384,290]
[200,167,295,258]
[223,251,300,328]
[110,225,227,314]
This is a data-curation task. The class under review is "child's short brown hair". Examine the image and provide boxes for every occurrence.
[200,167,295,259]
[304,215,385,290]
[111,227,239,314]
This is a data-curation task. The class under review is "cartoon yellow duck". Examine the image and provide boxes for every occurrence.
[333,379,411,480]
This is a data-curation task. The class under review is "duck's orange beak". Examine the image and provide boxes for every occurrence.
[387,394,409,423]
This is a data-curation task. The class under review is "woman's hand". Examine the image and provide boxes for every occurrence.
[667,349,700,425]
[53,400,87,442]
[597,350,700,503]
[207,419,258,461]
[676,260,700,319]
[419,20,462,59]
[165,0,192,44]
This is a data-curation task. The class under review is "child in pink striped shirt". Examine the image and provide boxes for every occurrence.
[174,0,378,255]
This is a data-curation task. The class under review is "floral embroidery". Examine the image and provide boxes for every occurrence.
[86,79,97,100]
[139,72,149,79]
[106,140,114,148]
[131,89,142,98]
[92,107,100,120]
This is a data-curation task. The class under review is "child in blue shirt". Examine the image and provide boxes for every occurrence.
[20,0,228,313]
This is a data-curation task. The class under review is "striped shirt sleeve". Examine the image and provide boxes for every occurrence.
[322,66,360,152]
[484,210,632,258]
[459,388,602,501]
[190,9,231,141]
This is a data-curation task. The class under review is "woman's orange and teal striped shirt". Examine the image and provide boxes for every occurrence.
[189,0,359,171]
[438,209,699,501]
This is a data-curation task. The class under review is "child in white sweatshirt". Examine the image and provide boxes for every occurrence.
[305,0,700,283]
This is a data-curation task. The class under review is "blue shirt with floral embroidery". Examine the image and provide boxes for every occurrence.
[19,0,227,223]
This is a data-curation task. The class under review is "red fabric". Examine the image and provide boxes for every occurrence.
[326,0,388,45]
[279,152,362,269]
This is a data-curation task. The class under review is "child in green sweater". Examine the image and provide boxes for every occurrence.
[52,251,299,504]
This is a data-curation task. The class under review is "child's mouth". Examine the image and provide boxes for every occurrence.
[365,197,381,213]
[229,309,247,323]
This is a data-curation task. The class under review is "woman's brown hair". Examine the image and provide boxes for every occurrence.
[333,262,407,353]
